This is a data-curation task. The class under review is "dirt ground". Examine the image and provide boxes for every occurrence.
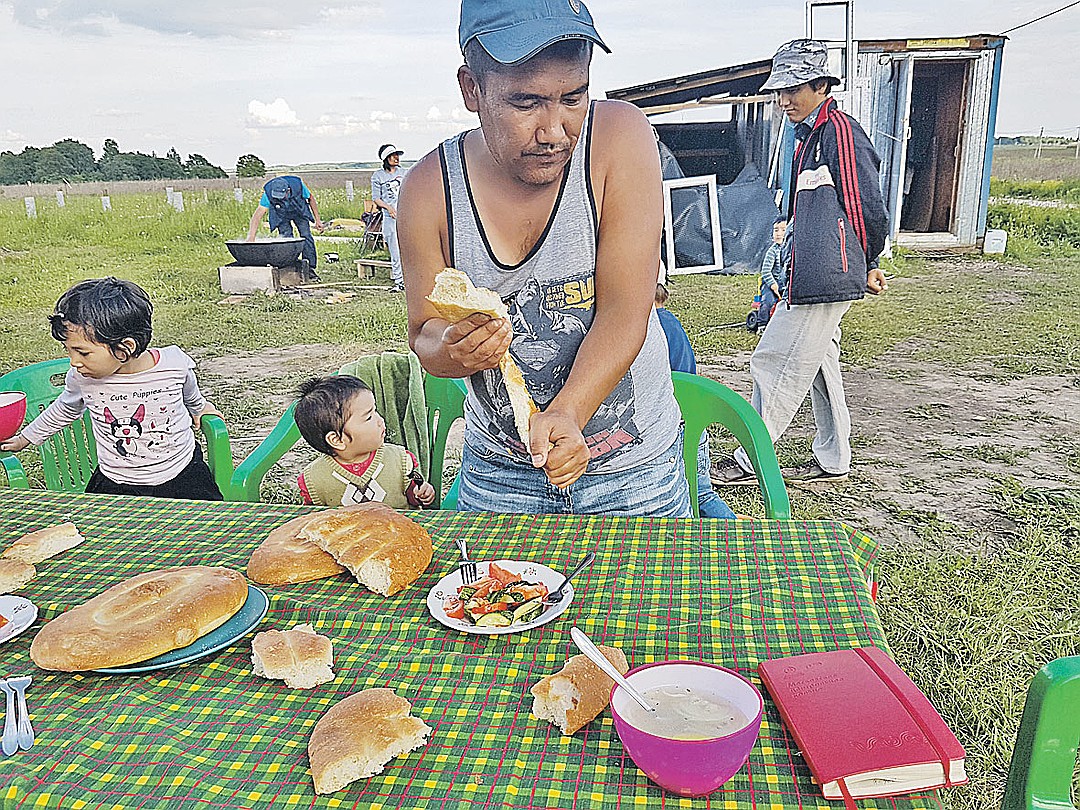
[196,308,1080,548]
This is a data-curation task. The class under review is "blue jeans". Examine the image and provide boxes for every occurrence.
[458,430,692,517]
[697,432,736,519]
[276,217,317,268]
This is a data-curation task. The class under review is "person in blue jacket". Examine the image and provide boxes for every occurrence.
[715,39,888,486]
[245,175,324,278]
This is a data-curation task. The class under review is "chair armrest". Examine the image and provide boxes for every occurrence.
[199,414,235,500]
[229,404,302,503]
[0,453,30,489]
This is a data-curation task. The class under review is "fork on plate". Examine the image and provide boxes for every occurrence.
[452,536,479,585]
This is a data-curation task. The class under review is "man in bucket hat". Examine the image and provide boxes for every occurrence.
[714,39,888,487]
[371,144,406,291]
[396,0,690,517]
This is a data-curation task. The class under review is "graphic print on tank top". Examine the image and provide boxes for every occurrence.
[470,273,643,463]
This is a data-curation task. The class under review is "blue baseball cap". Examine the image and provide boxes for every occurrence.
[459,0,610,65]
[266,177,291,200]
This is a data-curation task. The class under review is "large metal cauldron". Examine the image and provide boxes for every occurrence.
[225,238,304,266]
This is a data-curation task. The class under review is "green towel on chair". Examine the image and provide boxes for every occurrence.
[339,352,431,480]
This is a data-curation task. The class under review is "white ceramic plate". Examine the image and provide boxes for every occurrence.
[0,596,38,645]
[426,559,574,636]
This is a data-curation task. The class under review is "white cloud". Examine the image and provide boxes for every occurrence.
[426,105,441,121]
[0,128,27,148]
[247,98,299,127]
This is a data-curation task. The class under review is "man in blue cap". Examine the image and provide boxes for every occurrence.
[398,0,690,517]
[713,39,888,487]
[245,175,324,279]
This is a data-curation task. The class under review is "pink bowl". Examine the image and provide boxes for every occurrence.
[0,392,27,442]
[610,660,763,797]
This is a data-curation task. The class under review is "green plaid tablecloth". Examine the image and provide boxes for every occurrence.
[0,491,936,810]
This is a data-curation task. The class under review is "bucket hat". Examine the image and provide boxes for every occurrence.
[459,0,610,65]
[761,39,840,91]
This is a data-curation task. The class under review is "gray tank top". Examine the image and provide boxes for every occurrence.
[439,102,680,474]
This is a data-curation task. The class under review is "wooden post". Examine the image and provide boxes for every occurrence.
[24,197,36,219]
[101,195,112,212]
[345,180,355,201]
[56,190,65,208]
[234,187,244,203]
[171,192,184,212]
[203,189,209,203]
[1034,126,1044,159]
[1074,127,1079,160]
[165,186,174,205]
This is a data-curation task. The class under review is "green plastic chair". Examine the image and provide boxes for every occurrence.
[0,358,234,495]
[1001,656,1080,810]
[672,371,791,519]
[228,369,466,507]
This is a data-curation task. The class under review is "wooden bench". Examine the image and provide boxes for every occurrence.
[355,258,392,279]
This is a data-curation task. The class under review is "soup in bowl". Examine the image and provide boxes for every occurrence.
[0,392,27,442]
[610,660,763,797]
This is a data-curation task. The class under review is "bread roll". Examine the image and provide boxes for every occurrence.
[427,267,537,447]
[247,513,346,586]
[30,566,248,671]
[309,689,432,794]
[3,522,84,564]
[251,623,334,689]
[531,645,630,735]
[299,503,432,596]
[0,558,36,595]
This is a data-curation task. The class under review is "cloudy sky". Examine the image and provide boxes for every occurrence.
[1,0,1075,169]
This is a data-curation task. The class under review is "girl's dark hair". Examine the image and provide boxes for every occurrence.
[294,375,373,456]
[49,277,153,361]
[378,144,397,172]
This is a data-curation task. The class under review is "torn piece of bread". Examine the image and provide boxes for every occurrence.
[247,513,346,586]
[0,558,36,595]
[427,267,536,447]
[3,522,84,565]
[531,645,630,735]
[299,503,433,596]
[251,623,334,689]
[309,689,432,794]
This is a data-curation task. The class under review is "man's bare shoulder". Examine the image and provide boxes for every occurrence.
[400,148,443,199]
[591,99,652,144]
[589,99,659,184]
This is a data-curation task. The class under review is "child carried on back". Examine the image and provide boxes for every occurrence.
[0,277,223,500]
[294,375,436,509]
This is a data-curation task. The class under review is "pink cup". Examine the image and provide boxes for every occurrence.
[0,393,27,443]
[610,660,763,797]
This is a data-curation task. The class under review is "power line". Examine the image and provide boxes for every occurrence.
[999,0,1080,35]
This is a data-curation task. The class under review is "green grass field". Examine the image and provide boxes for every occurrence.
[0,189,1077,809]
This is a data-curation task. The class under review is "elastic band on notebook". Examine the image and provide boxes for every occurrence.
[854,647,954,787]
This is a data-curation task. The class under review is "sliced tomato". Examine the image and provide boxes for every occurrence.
[511,583,548,601]
[470,599,511,616]
[443,596,465,620]
[470,578,501,599]
[488,562,521,586]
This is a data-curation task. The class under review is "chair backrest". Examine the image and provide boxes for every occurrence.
[423,374,467,509]
[0,359,97,492]
[671,371,791,519]
[1002,656,1080,810]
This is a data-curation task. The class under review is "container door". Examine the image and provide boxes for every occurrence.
[887,55,914,242]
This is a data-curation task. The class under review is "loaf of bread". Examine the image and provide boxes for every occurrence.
[309,689,432,794]
[251,623,334,689]
[0,558,36,595]
[427,267,537,447]
[299,503,432,596]
[530,645,630,735]
[3,522,84,565]
[247,513,346,586]
[30,566,248,671]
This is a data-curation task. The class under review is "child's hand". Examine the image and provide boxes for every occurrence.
[0,435,30,453]
[770,284,780,296]
[197,403,224,422]
[416,482,436,506]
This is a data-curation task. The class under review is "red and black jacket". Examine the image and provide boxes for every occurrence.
[786,98,888,305]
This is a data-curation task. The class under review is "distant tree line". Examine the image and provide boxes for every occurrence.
[0,139,229,184]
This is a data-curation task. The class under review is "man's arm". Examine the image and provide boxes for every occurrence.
[307,192,324,231]
[398,151,512,379]
[528,100,664,483]
[246,206,268,241]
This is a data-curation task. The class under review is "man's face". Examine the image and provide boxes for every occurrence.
[776,82,827,124]
[459,53,591,187]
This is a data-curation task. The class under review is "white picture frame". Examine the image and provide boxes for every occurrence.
[662,174,724,275]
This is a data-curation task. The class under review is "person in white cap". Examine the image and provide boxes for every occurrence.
[396,0,689,517]
[371,144,406,291]
[713,39,888,487]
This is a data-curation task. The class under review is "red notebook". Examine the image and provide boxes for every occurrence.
[758,647,967,804]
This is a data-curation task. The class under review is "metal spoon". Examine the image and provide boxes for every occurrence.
[570,627,655,713]
[544,551,595,605]
[7,676,33,751]
[0,680,17,756]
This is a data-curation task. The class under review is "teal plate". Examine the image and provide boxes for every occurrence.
[93,585,269,674]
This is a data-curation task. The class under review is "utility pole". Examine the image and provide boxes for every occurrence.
[1034,126,1044,159]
